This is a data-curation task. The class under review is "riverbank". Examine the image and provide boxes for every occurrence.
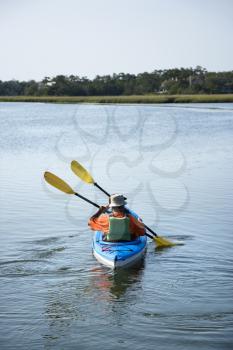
[0,94,233,104]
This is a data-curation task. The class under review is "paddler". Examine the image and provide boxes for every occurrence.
[88,194,145,241]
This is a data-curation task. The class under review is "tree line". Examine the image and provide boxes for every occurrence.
[0,66,233,96]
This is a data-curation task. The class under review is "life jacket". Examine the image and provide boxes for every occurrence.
[107,216,131,241]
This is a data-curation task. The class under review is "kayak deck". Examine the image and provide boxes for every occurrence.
[92,231,147,268]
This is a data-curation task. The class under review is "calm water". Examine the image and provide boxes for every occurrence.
[0,102,233,349]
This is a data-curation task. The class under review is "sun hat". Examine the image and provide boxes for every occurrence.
[109,194,127,207]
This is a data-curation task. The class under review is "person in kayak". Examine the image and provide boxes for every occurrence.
[88,194,145,241]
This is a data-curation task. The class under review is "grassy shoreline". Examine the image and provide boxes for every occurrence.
[0,94,233,104]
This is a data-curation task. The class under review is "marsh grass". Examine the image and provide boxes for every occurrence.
[0,94,233,104]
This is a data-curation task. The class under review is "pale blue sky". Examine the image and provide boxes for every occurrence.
[0,0,232,80]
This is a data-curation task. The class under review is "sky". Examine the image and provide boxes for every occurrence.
[0,0,232,81]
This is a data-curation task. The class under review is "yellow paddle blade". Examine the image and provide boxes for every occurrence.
[71,160,95,184]
[44,172,75,194]
[153,236,176,247]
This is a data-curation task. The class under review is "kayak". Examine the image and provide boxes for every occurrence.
[92,231,147,268]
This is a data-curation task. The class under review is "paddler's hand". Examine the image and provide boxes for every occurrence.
[99,205,109,213]
[90,205,109,219]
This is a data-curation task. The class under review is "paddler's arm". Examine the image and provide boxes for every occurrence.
[88,205,110,232]
[129,215,146,238]
[90,205,109,220]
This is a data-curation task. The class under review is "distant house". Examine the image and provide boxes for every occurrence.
[158,81,168,94]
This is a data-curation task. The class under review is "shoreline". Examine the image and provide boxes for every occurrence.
[0,94,233,104]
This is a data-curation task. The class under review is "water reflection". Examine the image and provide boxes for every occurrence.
[91,261,145,300]
[42,262,145,347]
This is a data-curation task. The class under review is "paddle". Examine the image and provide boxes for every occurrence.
[44,171,155,241]
[70,160,176,247]
[44,171,99,208]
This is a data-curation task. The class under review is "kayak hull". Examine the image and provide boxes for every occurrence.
[92,231,147,268]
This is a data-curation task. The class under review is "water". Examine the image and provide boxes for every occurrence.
[0,102,233,349]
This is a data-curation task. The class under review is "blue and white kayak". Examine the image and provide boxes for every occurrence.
[92,231,147,268]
